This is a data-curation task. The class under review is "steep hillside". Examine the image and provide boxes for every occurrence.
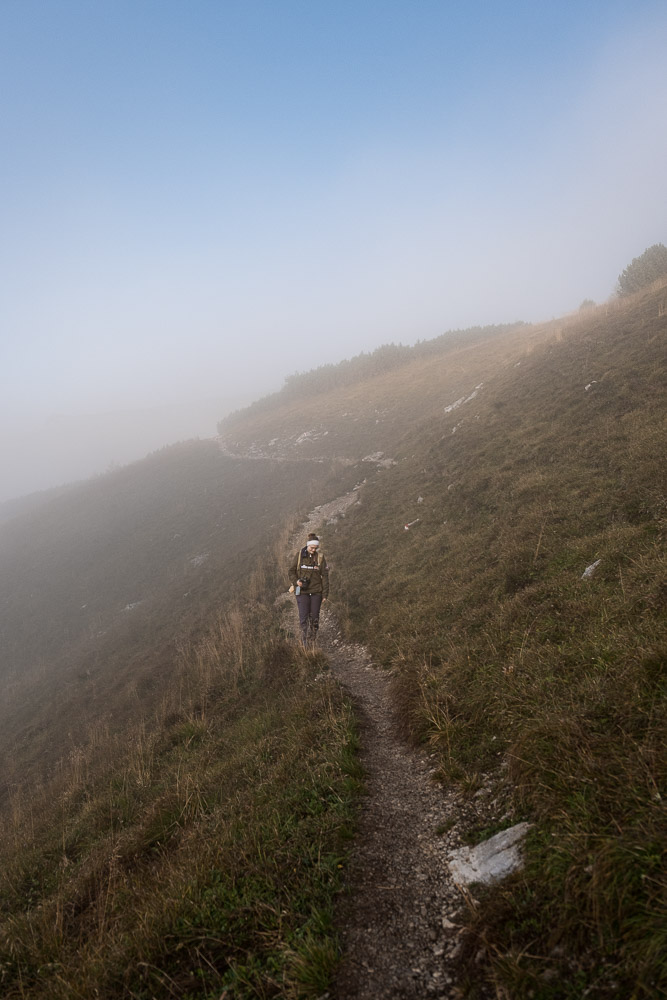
[325,283,666,998]
[217,282,666,996]
[0,442,360,999]
[0,482,80,526]
[217,322,544,463]
[0,439,343,799]
[0,283,664,999]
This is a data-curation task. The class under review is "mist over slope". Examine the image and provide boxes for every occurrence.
[217,322,535,463]
[219,284,666,996]
[0,281,664,998]
[0,440,336,797]
[0,396,240,506]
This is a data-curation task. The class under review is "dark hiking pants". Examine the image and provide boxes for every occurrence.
[296,593,323,644]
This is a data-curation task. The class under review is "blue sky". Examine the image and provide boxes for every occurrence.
[1,1,666,496]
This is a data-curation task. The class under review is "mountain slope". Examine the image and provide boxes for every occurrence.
[0,443,360,999]
[0,439,340,799]
[324,284,666,998]
[217,322,543,463]
[223,281,666,996]
[0,282,664,998]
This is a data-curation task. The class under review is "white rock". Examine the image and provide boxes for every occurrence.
[581,559,602,580]
[447,822,532,886]
[446,384,484,413]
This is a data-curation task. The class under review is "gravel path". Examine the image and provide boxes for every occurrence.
[322,628,467,1000]
[283,493,493,1000]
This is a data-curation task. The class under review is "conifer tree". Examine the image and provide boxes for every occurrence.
[617,243,667,295]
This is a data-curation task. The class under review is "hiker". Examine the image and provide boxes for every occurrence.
[288,533,329,646]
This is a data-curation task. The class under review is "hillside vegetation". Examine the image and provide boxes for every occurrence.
[0,441,341,800]
[326,284,666,998]
[0,591,360,997]
[222,283,665,996]
[0,446,360,997]
[217,322,539,463]
[1,280,665,998]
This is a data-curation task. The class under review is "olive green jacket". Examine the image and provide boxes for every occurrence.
[288,547,329,597]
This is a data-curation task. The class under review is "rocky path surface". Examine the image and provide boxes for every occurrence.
[322,629,467,999]
[282,493,496,1000]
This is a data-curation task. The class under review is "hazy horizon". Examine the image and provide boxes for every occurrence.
[0,394,256,504]
[2,1,666,501]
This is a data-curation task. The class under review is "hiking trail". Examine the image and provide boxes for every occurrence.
[279,492,500,1000]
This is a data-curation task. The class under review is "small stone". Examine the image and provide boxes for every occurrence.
[581,559,602,580]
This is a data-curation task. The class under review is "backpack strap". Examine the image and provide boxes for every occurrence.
[296,546,324,577]
[296,547,324,571]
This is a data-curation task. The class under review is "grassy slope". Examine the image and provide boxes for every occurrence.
[326,286,666,998]
[212,289,664,995]
[217,323,546,463]
[0,440,339,802]
[1,287,664,998]
[0,443,361,998]
[0,602,361,999]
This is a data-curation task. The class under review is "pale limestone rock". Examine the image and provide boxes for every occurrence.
[447,822,532,886]
[581,559,602,580]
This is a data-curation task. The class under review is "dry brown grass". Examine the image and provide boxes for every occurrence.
[0,442,336,812]
[0,580,359,998]
[2,280,664,998]
[326,281,667,998]
[0,442,361,997]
